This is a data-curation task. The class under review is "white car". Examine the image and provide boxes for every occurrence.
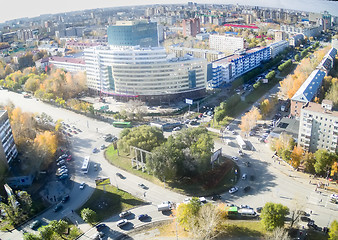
[116,219,128,227]
[119,211,131,218]
[242,174,247,180]
[79,182,86,189]
[232,156,239,161]
[229,187,239,194]
[183,197,192,204]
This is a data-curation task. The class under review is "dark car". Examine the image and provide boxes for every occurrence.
[30,220,41,230]
[256,207,262,213]
[96,223,107,231]
[138,214,149,221]
[54,204,63,212]
[138,183,148,189]
[116,172,124,179]
[211,195,222,201]
[61,195,70,203]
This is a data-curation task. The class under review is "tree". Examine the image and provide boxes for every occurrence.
[16,190,32,214]
[23,233,41,240]
[314,149,336,175]
[118,125,165,152]
[295,54,300,62]
[34,131,58,167]
[329,220,338,240]
[239,107,262,134]
[38,225,54,240]
[50,220,68,237]
[18,53,35,70]
[266,70,276,81]
[214,109,226,123]
[265,227,291,240]
[176,197,201,230]
[81,208,97,225]
[326,80,338,107]
[290,146,303,169]
[260,202,289,231]
[260,99,273,117]
[301,152,316,174]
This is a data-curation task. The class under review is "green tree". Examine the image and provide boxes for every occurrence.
[301,152,316,174]
[16,190,32,214]
[81,208,97,225]
[266,70,276,81]
[329,220,338,240]
[23,233,41,240]
[260,202,289,231]
[118,125,165,152]
[214,109,226,123]
[38,225,54,240]
[176,197,201,230]
[295,54,300,62]
[18,53,35,70]
[50,220,68,238]
[314,149,336,175]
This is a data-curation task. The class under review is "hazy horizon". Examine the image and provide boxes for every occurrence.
[1,0,338,24]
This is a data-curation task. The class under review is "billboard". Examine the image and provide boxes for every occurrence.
[211,148,222,163]
[95,177,111,186]
[185,98,193,105]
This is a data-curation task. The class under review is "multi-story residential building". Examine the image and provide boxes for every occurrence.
[280,25,320,38]
[84,46,208,104]
[209,34,245,53]
[317,48,337,75]
[275,31,287,42]
[332,39,338,51]
[298,100,338,153]
[290,69,326,118]
[65,40,100,51]
[169,45,226,62]
[0,110,18,166]
[35,56,86,72]
[55,27,85,38]
[182,18,200,37]
[289,34,304,47]
[269,40,289,58]
[210,46,270,88]
[107,21,158,47]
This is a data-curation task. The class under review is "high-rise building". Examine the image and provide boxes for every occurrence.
[298,101,338,153]
[209,34,245,53]
[182,18,200,37]
[84,46,207,104]
[275,31,287,42]
[269,40,289,58]
[0,110,18,166]
[107,21,158,47]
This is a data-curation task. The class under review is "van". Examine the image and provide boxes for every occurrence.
[242,174,247,180]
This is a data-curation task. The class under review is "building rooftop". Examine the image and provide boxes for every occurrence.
[303,102,338,117]
[49,56,85,65]
[291,69,326,103]
[270,117,300,140]
[212,47,266,65]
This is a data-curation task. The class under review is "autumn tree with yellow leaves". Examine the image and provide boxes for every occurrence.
[34,131,58,167]
[239,107,262,134]
[290,146,304,169]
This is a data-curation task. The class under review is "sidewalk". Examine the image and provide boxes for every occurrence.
[66,211,93,235]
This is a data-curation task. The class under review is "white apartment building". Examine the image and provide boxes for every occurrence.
[280,25,320,38]
[209,35,245,53]
[84,46,208,103]
[298,101,338,153]
[0,110,18,165]
[269,40,289,58]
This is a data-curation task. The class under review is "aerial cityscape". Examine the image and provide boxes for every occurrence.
[0,1,337,240]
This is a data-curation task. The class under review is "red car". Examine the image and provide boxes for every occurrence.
[67,155,72,161]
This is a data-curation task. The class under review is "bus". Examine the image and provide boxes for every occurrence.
[81,156,90,174]
[112,121,132,128]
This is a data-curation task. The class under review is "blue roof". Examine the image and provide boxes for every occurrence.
[327,47,337,59]
[291,69,326,103]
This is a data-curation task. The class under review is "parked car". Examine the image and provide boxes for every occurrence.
[229,187,239,194]
[173,127,181,131]
[211,195,222,201]
[96,223,107,231]
[92,148,99,153]
[54,204,63,212]
[30,220,41,230]
[66,155,72,161]
[116,219,128,227]
[242,174,247,180]
[138,214,149,221]
[61,195,70,203]
[57,160,65,166]
[59,174,69,180]
[232,156,239,161]
[256,207,263,213]
[100,144,106,150]
[119,211,131,218]
[79,182,86,190]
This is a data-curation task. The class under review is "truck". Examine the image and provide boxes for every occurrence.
[157,201,173,211]
[236,135,246,149]
[238,208,257,217]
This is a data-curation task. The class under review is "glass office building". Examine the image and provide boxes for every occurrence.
[107,21,158,47]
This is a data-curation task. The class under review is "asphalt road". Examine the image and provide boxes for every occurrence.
[0,89,337,240]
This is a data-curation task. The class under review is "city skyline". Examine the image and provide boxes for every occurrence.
[1,0,337,24]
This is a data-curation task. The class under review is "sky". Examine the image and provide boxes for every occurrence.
[1,0,338,24]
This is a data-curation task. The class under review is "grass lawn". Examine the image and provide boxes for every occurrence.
[76,184,144,223]
[105,146,239,196]
[218,220,266,238]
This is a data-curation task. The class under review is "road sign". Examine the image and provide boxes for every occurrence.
[185,98,193,105]
[95,177,111,186]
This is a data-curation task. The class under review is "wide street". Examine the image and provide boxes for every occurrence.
[0,89,337,240]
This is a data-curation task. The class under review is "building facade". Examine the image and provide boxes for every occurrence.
[36,56,86,72]
[169,45,226,62]
[298,101,338,153]
[275,31,287,42]
[289,34,304,47]
[107,21,158,47]
[210,46,270,88]
[209,34,245,53]
[182,18,200,37]
[0,110,18,166]
[280,25,320,38]
[269,40,289,58]
[84,46,208,104]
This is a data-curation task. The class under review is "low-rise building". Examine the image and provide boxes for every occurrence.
[35,56,85,72]
[289,34,304,47]
[298,101,338,153]
[169,45,226,62]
